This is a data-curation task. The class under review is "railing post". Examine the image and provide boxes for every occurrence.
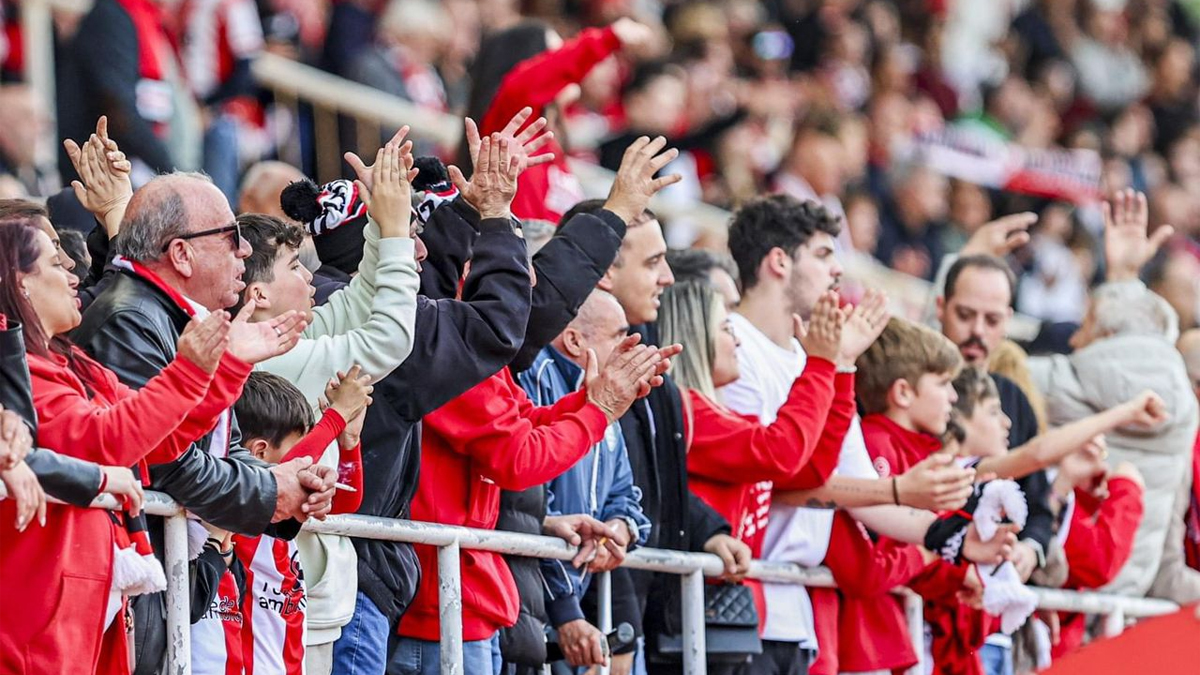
[163,511,191,675]
[1103,608,1126,638]
[681,570,707,675]
[903,591,925,675]
[598,571,613,675]
[438,540,464,675]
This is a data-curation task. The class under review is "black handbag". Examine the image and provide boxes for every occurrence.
[653,583,763,665]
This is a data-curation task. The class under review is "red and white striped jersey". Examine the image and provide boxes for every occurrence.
[178,0,264,99]
[237,535,307,675]
[192,569,246,675]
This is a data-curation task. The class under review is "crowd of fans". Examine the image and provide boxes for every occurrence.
[2,1,1200,675]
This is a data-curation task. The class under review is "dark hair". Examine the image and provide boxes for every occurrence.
[0,199,48,221]
[0,217,104,391]
[237,213,305,287]
[855,317,963,416]
[951,366,999,419]
[943,254,1016,304]
[559,198,658,265]
[461,20,551,167]
[234,371,315,449]
[667,248,738,285]
[728,194,841,291]
[622,60,684,99]
[57,229,91,273]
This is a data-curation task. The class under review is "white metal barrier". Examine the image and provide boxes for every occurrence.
[49,490,1171,675]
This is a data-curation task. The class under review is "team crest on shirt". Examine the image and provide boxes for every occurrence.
[873,456,891,478]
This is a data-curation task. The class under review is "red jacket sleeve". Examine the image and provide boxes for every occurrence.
[775,371,856,490]
[908,559,969,605]
[423,371,609,490]
[31,351,213,467]
[1064,477,1145,590]
[481,27,621,134]
[333,439,363,514]
[687,358,836,482]
[282,409,346,464]
[152,354,253,463]
[825,511,928,598]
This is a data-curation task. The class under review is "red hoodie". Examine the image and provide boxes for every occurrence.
[480,27,621,223]
[399,368,609,642]
[1054,477,1144,658]
[0,346,248,675]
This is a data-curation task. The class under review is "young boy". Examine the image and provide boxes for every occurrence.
[190,368,371,675]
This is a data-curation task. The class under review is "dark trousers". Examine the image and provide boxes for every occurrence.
[741,641,811,675]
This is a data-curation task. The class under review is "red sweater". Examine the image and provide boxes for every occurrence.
[399,368,609,641]
[1053,477,1144,658]
[480,27,621,223]
[853,414,983,675]
[281,408,364,514]
[0,347,247,675]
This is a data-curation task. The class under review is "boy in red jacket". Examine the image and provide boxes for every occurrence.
[815,317,989,675]
[191,369,369,675]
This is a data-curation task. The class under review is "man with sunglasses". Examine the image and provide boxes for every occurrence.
[74,171,338,675]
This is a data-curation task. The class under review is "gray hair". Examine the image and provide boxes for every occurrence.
[658,279,721,399]
[1092,281,1180,343]
[114,172,210,262]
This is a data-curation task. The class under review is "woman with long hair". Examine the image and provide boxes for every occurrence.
[464,17,654,222]
[0,212,301,674]
[658,280,886,624]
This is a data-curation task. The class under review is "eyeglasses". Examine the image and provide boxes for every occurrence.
[162,222,242,253]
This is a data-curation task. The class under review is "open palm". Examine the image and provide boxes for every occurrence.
[226,303,307,364]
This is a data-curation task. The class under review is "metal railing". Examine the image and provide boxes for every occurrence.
[2,487,1174,675]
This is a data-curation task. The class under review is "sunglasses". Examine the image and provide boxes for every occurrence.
[162,221,242,253]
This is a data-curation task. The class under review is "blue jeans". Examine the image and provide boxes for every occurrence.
[388,634,501,675]
[332,592,391,675]
[980,643,1014,675]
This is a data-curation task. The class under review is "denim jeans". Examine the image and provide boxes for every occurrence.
[388,633,501,675]
[980,643,1014,675]
[332,592,391,675]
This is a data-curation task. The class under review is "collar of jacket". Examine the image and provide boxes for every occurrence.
[545,344,585,390]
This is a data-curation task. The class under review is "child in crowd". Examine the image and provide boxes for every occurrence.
[190,368,371,675]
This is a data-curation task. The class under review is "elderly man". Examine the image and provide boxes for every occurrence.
[1029,281,1200,604]
[73,172,336,674]
[518,289,651,672]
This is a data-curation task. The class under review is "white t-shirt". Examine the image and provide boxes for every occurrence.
[720,313,877,648]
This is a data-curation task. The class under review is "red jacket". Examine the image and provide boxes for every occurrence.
[481,27,621,223]
[1054,476,1144,658]
[857,414,984,675]
[0,347,246,675]
[399,368,608,641]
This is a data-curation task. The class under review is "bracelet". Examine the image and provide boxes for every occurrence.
[836,365,858,374]
[98,471,108,494]
[208,537,234,557]
[891,477,900,506]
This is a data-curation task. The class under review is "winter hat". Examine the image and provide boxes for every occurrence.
[412,156,459,228]
[110,510,166,597]
[281,178,369,276]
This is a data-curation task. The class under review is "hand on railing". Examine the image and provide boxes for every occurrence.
[63,116,133,239]
[543,513,624,570]
[703,533,752,583]
[100,466,145,517]
[269,456,337,523]
[1,460,45,531]
[602,136,682,225]
[0,407,33,471]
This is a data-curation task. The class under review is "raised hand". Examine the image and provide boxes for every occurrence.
[1104,188,1174,282]
[463,107,554,174]
[354,140,416,239]
[63,116,133,237]
[344,126,416,193]
[584,334,666,423]
[838,289,890,367]
[610,17,656,51]
[895,452,976,511]
[959,212,1036,258]
[226,300,306,364]
[448,134,522,219]
[1119,390,1170,427]
[602,136,682,225]
[176,312,231,374]
[795,291,844,363]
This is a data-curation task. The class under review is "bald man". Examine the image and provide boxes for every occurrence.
[238,160,325,273]
[515,290,650,672]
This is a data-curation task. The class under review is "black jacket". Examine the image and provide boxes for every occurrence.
[0,321,103,506]
[73,270,294,675]
[992,373,1056,553]
[348,202,532,625]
